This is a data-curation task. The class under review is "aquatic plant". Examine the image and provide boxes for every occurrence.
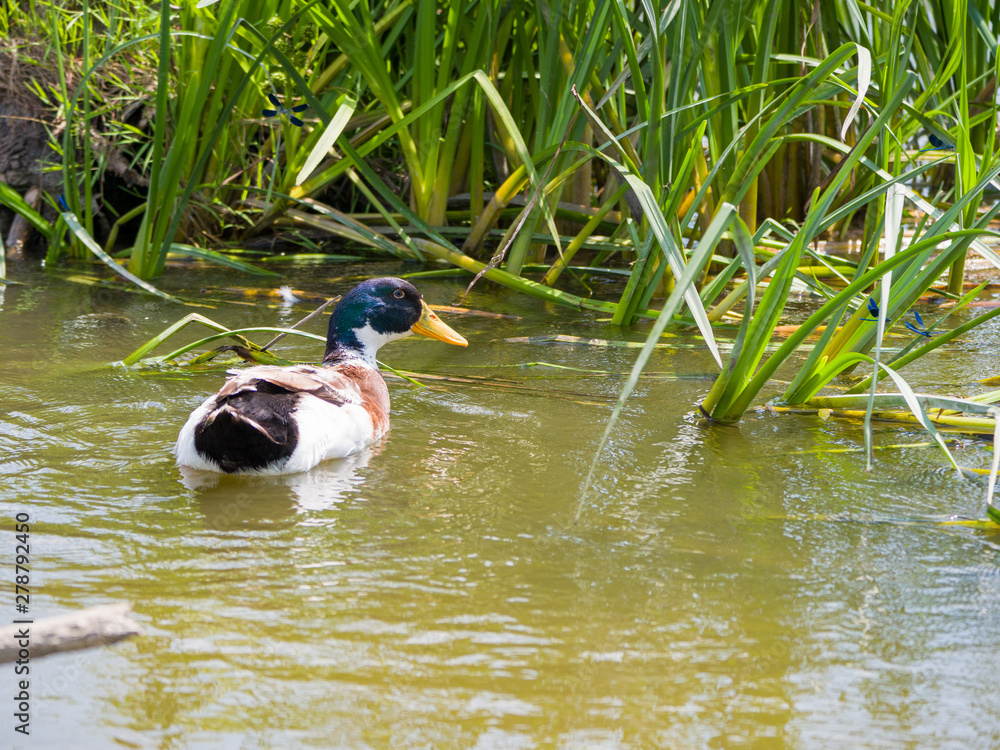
[2,0,992,298]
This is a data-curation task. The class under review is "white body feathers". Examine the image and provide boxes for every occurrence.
[174,363,390,475]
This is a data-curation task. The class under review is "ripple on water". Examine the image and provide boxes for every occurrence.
[5,274,1000,749]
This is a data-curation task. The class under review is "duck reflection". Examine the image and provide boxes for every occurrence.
[180,447,376,528]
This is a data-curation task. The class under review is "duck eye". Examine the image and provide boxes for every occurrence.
[392,289,405,299]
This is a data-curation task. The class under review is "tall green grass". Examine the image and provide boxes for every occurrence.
[10,0,991,289]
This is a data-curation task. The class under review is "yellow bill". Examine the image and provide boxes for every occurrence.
[411,300,468,346]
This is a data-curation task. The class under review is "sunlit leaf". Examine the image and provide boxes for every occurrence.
[296,95,356,186]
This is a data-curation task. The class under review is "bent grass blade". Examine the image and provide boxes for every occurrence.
[803,388,1000,517]
[123,314,325,367]
[123,313,235,365]
[61,208,178,302]
[0,182,52,240]
[575,203,738,523]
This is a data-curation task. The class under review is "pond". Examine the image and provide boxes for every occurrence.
[1,261,999,749]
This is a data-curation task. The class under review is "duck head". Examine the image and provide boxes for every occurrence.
[323,277,467,365]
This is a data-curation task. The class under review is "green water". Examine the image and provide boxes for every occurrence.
[2,262,999,749]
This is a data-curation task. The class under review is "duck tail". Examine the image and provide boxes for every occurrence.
[203,405,279,442]
[194,401,295,473]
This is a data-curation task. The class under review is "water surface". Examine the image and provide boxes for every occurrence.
[1,262,999,749]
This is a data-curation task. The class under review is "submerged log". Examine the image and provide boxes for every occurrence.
[0,603,140,663]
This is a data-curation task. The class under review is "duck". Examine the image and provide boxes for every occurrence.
[174,277,467,475]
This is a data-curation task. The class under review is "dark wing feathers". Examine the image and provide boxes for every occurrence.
[194,387,298,472]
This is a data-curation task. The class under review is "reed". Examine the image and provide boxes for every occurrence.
[2,1,987,289]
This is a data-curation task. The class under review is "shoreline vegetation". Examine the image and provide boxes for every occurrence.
[3,0,1000,520]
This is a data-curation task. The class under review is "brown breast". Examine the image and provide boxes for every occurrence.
[331,364,391,437]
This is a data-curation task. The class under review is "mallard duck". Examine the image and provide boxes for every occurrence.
[175,277,467,475]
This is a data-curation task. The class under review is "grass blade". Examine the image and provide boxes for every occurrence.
[0,183,52,239]
[295,95,357,186]
[168,244,281,276]
[575,202,736,523]
[872,362,959,475]
[61,208,178,302]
